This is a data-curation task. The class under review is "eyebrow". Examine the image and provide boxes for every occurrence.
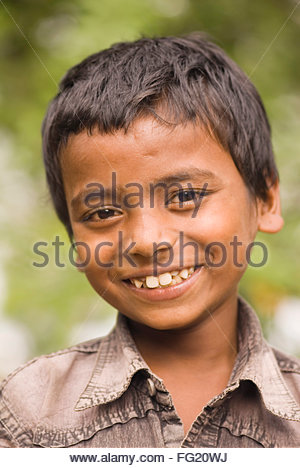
[151,168,221,185]
[70,167,221,211]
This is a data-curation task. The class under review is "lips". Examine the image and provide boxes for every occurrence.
[122,265,203,302]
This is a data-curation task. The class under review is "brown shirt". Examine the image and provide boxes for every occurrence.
[0,297,300,448]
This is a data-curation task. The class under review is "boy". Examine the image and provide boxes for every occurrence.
[0,33,300,448]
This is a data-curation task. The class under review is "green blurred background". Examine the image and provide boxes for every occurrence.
[0,0,299,378]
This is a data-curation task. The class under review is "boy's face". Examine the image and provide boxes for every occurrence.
[61,117,273,331]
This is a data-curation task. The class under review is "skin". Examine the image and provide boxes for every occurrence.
[61,117,283,433]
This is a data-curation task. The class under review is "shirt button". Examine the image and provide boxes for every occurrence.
[146,378,157,397]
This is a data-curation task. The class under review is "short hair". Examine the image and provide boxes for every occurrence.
[42,33,278,239]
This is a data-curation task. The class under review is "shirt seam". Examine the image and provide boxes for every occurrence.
[0,424,20,447]
[218,423,266,447]
[0,418,20,447]
[33,406,162,447]
[0,397,29,447]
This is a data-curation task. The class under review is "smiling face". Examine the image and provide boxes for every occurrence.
[61,117,281,331]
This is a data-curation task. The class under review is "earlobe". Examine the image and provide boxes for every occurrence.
[258,213,284,233]
[257,180,284,233]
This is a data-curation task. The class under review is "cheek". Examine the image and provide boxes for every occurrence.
[74,233,117,272]
[187,198,257,271]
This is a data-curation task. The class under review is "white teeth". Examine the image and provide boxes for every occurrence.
[133,279,143,288]
[158,272,172,286]
[146,276,160,288]
[179,268,189,279]
[173,275,183,284]
[129,266,197,289]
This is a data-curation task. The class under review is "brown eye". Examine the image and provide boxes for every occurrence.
[168,189,202,204]
[82,207,122,223]
[177,190,196,202]
[97,209,116,219]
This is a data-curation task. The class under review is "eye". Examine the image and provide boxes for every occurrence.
[82,208,122,222]
[167,188,207,205]
[176,189,197,202]
[96,209,118,219]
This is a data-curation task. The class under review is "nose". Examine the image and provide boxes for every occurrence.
[126,209,176,260]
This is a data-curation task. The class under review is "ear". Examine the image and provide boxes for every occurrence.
[257,180,284,233]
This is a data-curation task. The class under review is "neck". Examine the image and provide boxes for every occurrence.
[128,296,239,376]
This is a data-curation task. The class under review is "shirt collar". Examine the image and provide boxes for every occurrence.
[75,297,300,421]
[229,297,300,420]
[75,313,150,410]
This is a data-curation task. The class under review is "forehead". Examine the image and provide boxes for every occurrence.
[62,118,205,164]
[60,117,241,192]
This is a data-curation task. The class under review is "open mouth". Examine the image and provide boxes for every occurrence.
[124,266,199,290]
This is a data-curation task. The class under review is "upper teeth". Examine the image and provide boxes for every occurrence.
[130,267,195,289]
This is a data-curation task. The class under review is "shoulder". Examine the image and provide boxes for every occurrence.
[272,346,300,373]
[272,345,300,404]
[0,337,102,447]
[0,337,102,396]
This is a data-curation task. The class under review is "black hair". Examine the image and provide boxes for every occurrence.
[42,33,278,239]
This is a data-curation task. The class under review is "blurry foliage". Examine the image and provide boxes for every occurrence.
[0,0,299,357]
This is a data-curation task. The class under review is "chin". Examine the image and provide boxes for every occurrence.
[124,307,206,332]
